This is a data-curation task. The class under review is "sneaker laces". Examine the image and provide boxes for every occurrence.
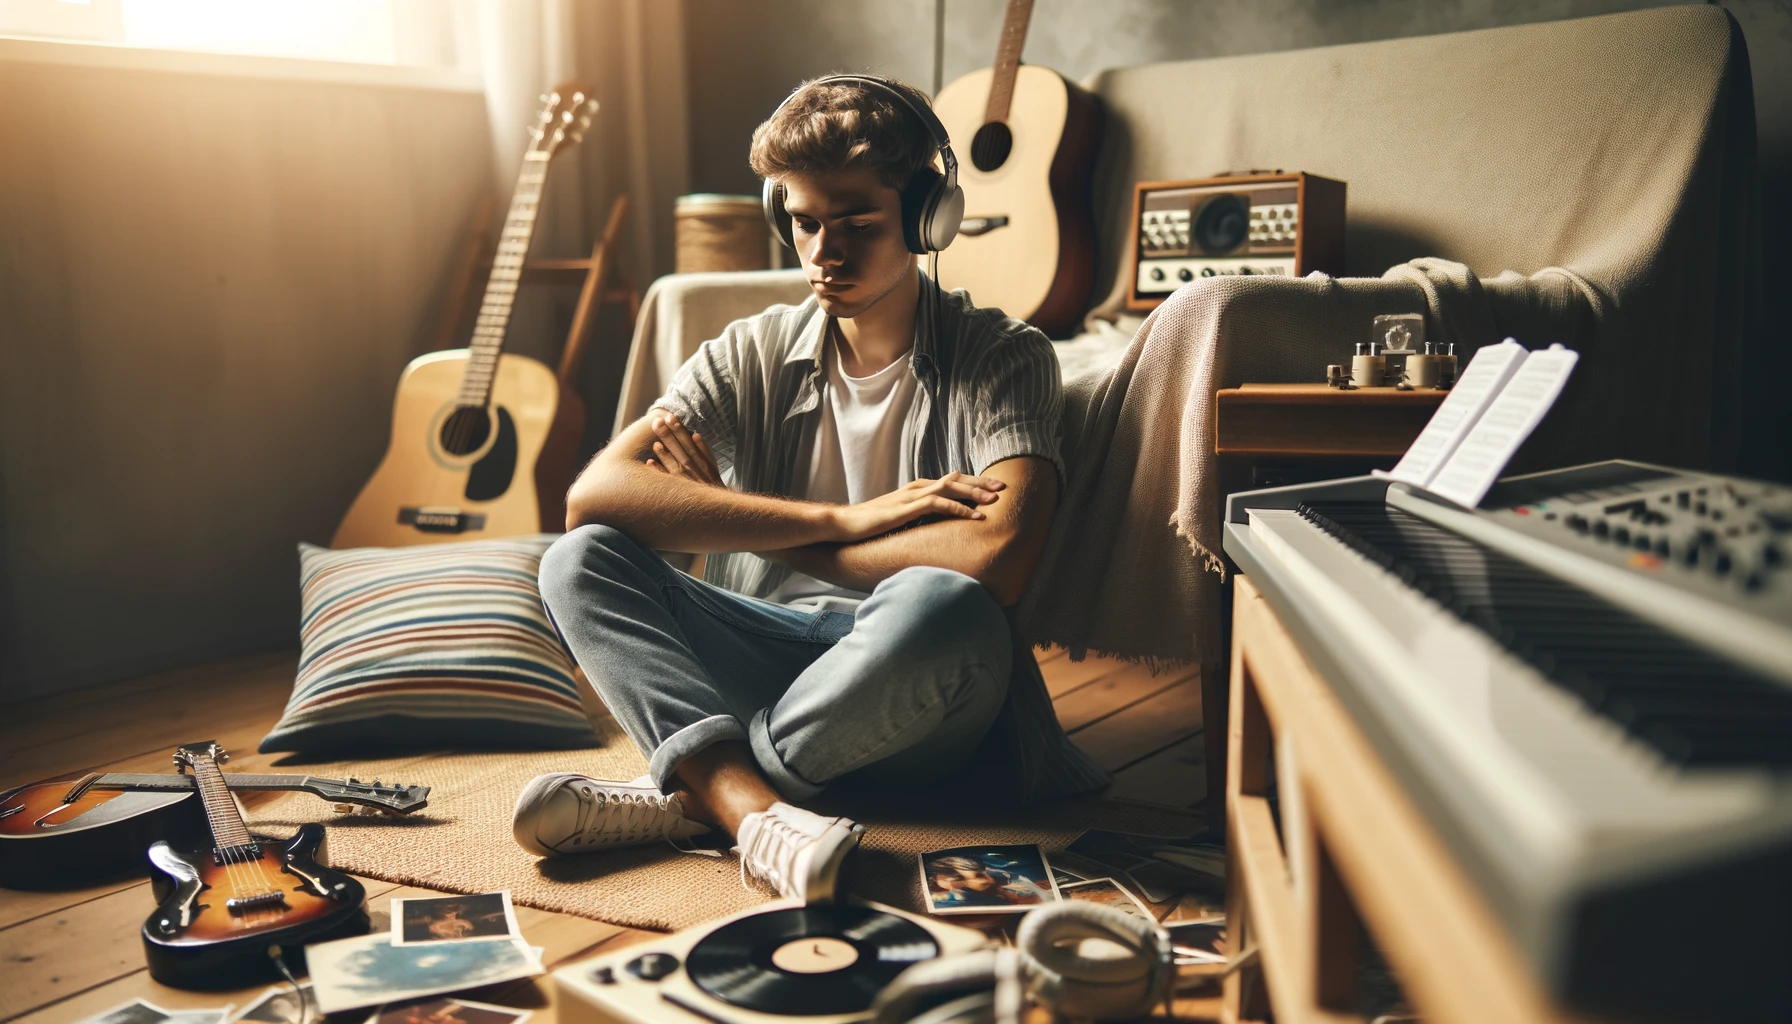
[568,784,691,846]
[737,809,810,894]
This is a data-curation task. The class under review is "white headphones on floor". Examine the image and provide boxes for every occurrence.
[872,902,1175,1024]
[760,74,965,256]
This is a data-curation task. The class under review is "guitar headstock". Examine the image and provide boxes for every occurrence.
[528,81,599,159]
[172,741,228,774]
[310,777,431,816]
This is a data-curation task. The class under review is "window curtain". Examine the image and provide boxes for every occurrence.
[469,0,690,283]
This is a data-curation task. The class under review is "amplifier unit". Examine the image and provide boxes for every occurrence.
[1125,172,1346,312]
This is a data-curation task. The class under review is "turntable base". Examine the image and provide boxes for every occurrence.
[553,899,990,1024]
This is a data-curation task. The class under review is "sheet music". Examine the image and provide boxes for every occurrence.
[1384,339,1528,488]
[1427,344,1580,508]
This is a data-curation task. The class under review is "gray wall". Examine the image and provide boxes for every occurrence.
[687,0,1791,482]
[0,54,498,703]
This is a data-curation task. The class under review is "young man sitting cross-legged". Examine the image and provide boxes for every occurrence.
[513,75,1070,902]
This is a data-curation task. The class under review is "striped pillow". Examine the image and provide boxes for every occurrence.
[260,535,596,753]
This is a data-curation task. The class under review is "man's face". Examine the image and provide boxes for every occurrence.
[779,168,915,319]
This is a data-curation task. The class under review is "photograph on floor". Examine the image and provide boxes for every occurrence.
[920,844,1061,915]
[393,891,520,945]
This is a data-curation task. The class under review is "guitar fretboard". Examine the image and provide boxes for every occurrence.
[189,755,256,852]
[456,150,551,410]
[982,0,1036,125]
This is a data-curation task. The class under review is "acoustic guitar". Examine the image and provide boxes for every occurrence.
[142,742,369,989]
[0,765,426,888]
[931,0,1102,337]
[333,83,599,548]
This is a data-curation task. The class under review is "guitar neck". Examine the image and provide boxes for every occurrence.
[99,772,317,792]
[458,152,551,409]
[982,0,1037,125]
[188,755,257,852]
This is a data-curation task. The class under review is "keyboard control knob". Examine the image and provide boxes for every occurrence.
[1633,533,1651,550]
[1713,551,1734,576]
[1613,527,1630,544]
[1593,521,1610,539]
[1178,268,1194,281]
[1763,544,1785,567]
[1149,267,1165,281]
[1567,514,1589,532]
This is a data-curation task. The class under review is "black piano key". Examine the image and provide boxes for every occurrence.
[1299,502,1792,768]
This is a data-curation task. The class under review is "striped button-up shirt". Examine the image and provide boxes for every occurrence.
[650,273,1108,803]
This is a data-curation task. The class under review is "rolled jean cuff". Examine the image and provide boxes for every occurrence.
[748,707,826,802]
[649,714,746,791]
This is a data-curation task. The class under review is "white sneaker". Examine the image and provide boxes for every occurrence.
[511,773,711,857]
[735,802,864,904]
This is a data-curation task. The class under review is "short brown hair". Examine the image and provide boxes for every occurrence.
[749,76,938,191]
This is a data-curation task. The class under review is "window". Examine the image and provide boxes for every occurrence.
[0,0,468,68]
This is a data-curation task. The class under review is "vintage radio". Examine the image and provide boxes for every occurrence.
[1125,172,1346,312]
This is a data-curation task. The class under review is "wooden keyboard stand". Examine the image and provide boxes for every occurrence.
[1223,576,1580,1024]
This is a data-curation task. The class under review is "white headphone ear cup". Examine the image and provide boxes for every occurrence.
[762,177,794,250]
[924,183,964,252]
[873,949,1003,1024]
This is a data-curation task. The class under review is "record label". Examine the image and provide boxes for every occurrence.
[687,906,939,1016]
[771,937,859,973]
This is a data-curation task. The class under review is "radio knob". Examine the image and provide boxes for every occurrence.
[627,952,681,981]
[1200,267,1216,277]
[1149,267,1165,281]
[1178,268,1193,281]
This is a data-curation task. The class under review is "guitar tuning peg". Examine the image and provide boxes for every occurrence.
[538,92,548,103]
[333,803,353,815]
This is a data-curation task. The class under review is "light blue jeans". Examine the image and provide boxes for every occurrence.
[537,525,1013,801]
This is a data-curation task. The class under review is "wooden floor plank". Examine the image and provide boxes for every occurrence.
[0,877,407,1024]
[2,653,292,735]
[1039,652,1136,699]
[1033,645,1069,667]
[1,655,294,766]
[0,667,295,790]
[1070,679,1204,773]
[0,877,146,932]
[1105,732,1207,808]
[1053,666,1195,734]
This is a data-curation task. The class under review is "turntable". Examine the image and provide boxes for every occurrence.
[553,899,990,1024]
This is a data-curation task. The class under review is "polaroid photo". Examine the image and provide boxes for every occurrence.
[1167,919,1227,964]
[362,997,532,1024]
[79,1001,234,1024]
[1058,877,1155,922]
[392,891,520,946]
[233,985,313,1024]
[919,844,1062,915]
[308,931,544,1014]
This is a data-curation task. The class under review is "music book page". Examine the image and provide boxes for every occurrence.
[1384,339,1528,488]
[1427,344,1580,508]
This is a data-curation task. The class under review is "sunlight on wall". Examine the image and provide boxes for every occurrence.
[0,0,467,67]
[119,0,396,64]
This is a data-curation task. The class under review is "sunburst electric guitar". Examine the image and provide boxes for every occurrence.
[141,742,369,988]
[333,83,598,548]
[931,0,1102,337]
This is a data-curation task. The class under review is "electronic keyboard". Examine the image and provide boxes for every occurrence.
[1223,460,1792,1023]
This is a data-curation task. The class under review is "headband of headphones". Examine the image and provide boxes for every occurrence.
[771,74,959,191]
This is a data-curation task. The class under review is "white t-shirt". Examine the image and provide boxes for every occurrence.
[766,330,918,612]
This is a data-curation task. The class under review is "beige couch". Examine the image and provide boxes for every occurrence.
[611,5,1757,674]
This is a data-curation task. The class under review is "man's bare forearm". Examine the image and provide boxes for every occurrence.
[769,517,1010,597]
[568,454,835,553]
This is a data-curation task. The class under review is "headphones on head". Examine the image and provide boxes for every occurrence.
[761,74,964,256]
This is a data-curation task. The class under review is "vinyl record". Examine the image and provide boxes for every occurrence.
[686,905,940,1015]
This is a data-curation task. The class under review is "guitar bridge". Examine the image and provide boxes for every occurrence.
[226,890,289,914]
[399,507,488,534]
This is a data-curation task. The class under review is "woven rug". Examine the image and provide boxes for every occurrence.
[248,720,1201,932]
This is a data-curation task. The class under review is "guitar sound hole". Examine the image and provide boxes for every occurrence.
[970,122,1013,172]
[439,406,492,456]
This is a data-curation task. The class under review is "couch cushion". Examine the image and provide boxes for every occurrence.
[261,535,595,753]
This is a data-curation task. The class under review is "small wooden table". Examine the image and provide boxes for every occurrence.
[1215,383,1447,461]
